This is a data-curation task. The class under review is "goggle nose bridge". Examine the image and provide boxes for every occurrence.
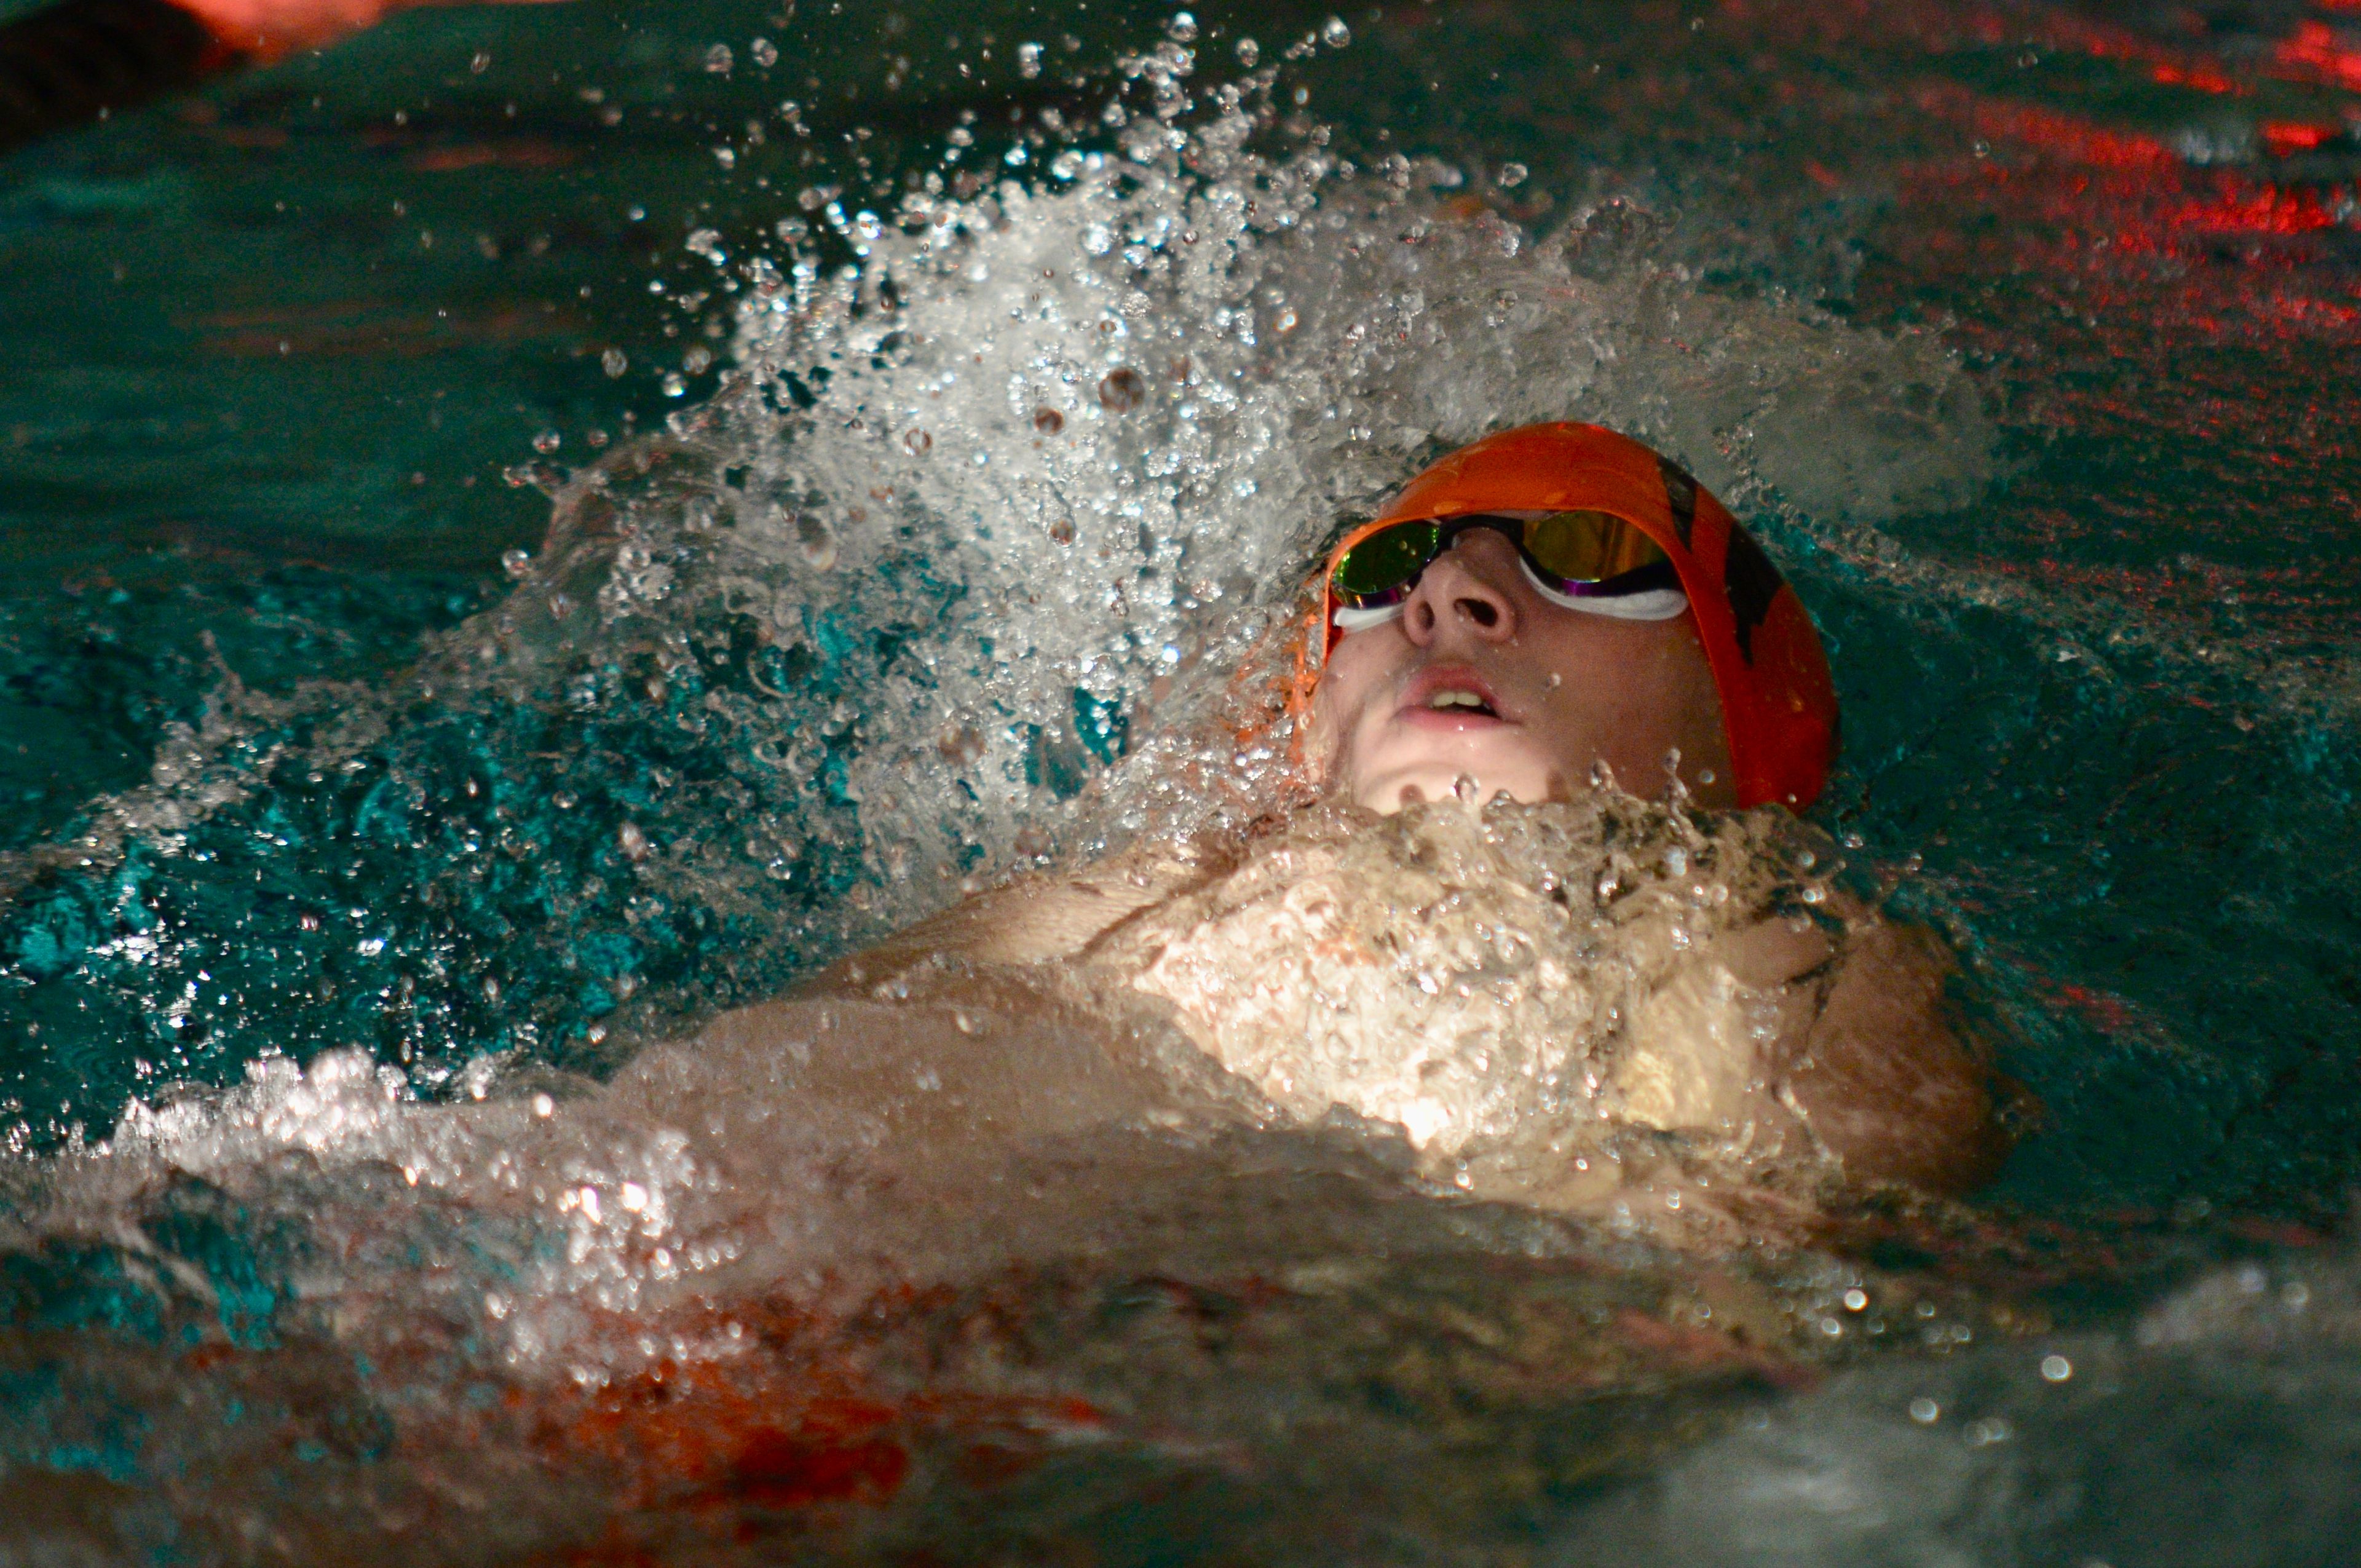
[1333,514,1543,608]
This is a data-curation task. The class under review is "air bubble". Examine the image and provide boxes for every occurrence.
[749,36,778,68]
[601,348,629,378]
[1321,16,1352,47]
[532,429,561,454]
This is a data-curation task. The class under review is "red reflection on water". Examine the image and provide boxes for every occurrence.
[1939,93,2175,170]
[2145,60,2247,95]
[2180,184,2343,237]
[2031,12,2251,95]
[2261,122,2343,156]
[2274,20,2361,90]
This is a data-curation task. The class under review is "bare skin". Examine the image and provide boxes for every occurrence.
[643,533,2009,1232]
[180,0,566,59]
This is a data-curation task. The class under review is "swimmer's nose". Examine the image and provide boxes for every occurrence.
[1402,536,1518,647]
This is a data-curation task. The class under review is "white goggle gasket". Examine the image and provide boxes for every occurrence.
[1332,558,1688,635]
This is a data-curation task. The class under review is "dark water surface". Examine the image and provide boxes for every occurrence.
[2,0,2359,1561]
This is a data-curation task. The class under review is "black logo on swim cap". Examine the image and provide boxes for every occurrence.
[1723,524,1786,664]
[1658,457,1698,547]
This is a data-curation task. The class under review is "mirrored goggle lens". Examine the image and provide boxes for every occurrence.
[1329,521,1441,608]
[1520,509,1672,589]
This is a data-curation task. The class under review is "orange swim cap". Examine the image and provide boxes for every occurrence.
[1295,422,1840,812]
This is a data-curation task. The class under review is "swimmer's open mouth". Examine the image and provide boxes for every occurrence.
[1399,666,1511,726]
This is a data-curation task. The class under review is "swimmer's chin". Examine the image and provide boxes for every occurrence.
[1339,763,1572,815]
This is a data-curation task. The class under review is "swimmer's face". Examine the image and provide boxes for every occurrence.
[1308,528,1736,812]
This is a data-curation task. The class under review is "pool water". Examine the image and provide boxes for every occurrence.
[2,0,2359,1561]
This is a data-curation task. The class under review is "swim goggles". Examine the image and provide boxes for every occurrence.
[1326,510,1688,638]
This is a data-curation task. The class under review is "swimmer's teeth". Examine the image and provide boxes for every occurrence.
[1430,691,1490,712]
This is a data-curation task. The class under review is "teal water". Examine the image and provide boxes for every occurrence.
[2,0,2359,1561]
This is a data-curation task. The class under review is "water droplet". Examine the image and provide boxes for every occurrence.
[1908,1396,1940,1423]
[1235,36,1259,66]
[1843,1287,1869,1311]
[1168,10,1198,42]
[749,36,778,68]
[1081,223,1115,255]
[501,548,532,578]
[531,429,561,454]
[662,372,687,397]
[1016,41,1043,77]
[1098,367,1147,412]
[1321,15,1352,47]
[796,514,838,571]
[936,726,985,766]
[704,44,734,74]
[601,347,629,378]
[2039,1353,2073,1382]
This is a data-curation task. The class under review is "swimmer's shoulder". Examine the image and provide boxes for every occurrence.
[1613,888,2015,1197]
[803,834,1230,992]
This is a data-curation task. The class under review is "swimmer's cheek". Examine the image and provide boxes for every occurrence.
[1784,923,2012,1195]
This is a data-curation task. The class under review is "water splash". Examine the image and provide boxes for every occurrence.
[0,42,1997,1150]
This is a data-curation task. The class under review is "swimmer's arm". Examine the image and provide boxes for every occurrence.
[1779,917,2011,1194]
[1706,909,2008,1195]
[0,0,566,159]
[0,0,236,156]
[803,837,1220,994]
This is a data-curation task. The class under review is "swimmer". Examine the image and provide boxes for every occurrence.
[604,423,2009,1251]
[0,0,559,156]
